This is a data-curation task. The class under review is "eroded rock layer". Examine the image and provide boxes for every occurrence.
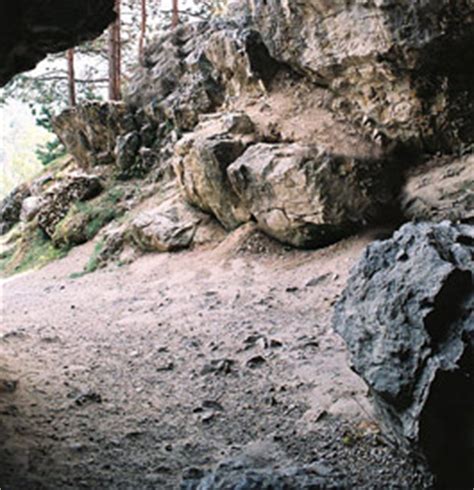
[249,0,474,152]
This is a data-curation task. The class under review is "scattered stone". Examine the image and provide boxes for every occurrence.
[156,362,175,372]
[246,355,266,369]
[200,358,235,376]
[0,379,18,394]
[305,273,333,288]
[74,391,102,407]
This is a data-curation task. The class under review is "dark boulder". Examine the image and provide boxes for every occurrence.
[181,458,346,490]
[333,221,474,488]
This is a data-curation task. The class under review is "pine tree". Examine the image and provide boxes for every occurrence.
[139,0,147,61]
[108,0,122,101]
[66,49,77,107]
[172,0,179,28]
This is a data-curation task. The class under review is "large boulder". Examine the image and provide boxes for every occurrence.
[130,193,224,253]
[0,0,115,86]
[37,173,103,238]
[401,154,474,223]
[248,0,474,152]
[228,143,400,248]
[0,184,31,235]
[333,222,474,488]
[173,112,256,229]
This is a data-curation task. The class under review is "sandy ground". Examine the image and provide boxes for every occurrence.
[0,228,432,489]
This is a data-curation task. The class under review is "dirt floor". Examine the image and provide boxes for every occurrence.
[0,227,433,489]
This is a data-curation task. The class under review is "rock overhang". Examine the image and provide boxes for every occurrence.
[0,0,116,87]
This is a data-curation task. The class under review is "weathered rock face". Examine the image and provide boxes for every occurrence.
[402,154,474,223]
[228,143,400,248]
[173,112,256,229]
[130,192,224,253]
[249,0,474,152]
[0,184,31,235]
[128,20,279,131]
[333,222,474,488]
[53,102,172,179]
[37,173,103,238]
[0,0,115,86]
[53,102,135,170]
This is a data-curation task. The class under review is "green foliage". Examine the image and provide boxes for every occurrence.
[0,227,69,277]
[70,239,106,279]
[36,138,67,166]
[85,239,106,273]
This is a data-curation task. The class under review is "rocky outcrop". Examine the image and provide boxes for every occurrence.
[37,173,103,238]
[8,0,473,272]
[333,222,474,488]
[174,112,256,229]
[249,0,474,152]
[402,154,474,223]
[228,143,400,248]
[0,0,115,86]
[53,102,168,179]
[53,102,135,170]
[0,184,31,235]
[127,21,279,131]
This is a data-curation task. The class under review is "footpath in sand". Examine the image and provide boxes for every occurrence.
[0,229,431,489]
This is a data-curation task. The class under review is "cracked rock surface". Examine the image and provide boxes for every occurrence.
[333,221,474,488]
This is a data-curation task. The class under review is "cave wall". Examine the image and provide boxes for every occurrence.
[0,0,116,87]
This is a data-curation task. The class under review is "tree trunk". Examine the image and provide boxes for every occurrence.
[108,0,121,101]
[66,48,76,107]
[139,0,147,62]
[172,0,179,28]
